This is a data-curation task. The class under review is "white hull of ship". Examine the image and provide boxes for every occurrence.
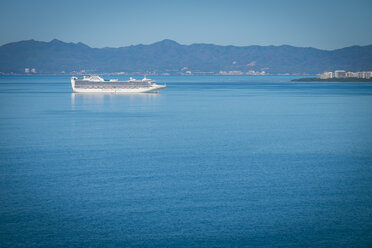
[72,85,166,93]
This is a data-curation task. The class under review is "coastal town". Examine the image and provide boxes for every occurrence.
[318,70,372,79]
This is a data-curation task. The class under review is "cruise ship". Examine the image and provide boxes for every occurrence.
[71,75,166,93]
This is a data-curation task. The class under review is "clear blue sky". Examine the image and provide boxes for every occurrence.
[0,0,371,50]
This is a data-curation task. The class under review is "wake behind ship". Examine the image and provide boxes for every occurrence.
[71,75,166,93]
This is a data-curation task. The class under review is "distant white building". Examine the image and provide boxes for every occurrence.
[318,71,333,79]
[219,70,243,75]
[334,70,346,78]
[25,68,30,73]
[31,68,36,73]
[357,71,372,79]
[346,72,358,78]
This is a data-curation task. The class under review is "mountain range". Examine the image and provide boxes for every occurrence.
[0,39,371,74]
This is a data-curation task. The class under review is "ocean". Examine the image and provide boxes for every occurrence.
[0,75,371,247]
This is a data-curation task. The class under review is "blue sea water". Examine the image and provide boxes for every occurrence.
[0,75,372,247]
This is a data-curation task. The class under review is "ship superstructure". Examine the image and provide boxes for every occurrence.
[71,75,166,93]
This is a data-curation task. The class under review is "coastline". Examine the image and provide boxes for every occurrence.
[292,77,372,82]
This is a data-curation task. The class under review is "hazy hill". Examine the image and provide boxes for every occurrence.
[0,39,371,74]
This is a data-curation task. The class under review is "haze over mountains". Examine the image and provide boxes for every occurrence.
[0,39,371,75]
